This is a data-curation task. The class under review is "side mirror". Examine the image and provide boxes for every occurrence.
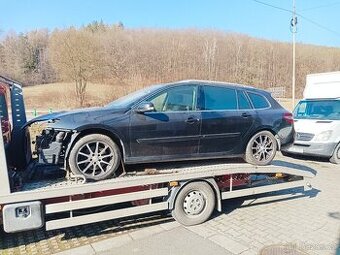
[136,102,155,113]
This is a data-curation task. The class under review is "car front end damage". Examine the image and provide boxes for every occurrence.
[27,118,77,170]
[35,127,71,165]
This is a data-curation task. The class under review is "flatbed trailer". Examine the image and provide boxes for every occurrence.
[0,78,315,233]
[0,135,315,232]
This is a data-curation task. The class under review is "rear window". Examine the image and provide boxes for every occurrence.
[202,86,237,110]
[0,94,8,119]
[247,92,270,109]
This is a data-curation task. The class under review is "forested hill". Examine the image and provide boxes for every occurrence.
[1,22,339,99]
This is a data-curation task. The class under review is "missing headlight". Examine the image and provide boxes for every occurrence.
[36,129,68,165]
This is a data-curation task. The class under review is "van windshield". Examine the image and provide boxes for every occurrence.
[294,100,340,120]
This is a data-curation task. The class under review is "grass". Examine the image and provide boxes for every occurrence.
[23,82,116,110]
[23,82,297,112]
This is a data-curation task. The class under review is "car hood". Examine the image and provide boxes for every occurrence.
[294,119,340,134]
[24,106,127,130]
[294,118,340,142]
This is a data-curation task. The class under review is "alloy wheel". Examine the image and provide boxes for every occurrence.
[76,141,115,177]
[251,134,274,163]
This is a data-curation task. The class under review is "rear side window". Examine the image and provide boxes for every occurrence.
[202,86,237,110]
[237,90,252,110]
[247,92,270,109]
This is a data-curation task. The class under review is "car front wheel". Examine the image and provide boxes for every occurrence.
[68,134,121,181]
[244,131,277,166]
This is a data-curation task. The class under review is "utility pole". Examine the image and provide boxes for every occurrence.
[291,0,297,110]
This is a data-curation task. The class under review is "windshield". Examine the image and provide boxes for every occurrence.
[294,100,340,120]
[106,85,164,108]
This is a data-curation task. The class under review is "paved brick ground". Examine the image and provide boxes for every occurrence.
[183,154,340,255]
[1,153,339,255]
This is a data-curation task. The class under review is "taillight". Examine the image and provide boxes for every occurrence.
[283,112,294,125]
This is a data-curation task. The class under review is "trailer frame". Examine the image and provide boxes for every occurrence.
[0,128,315,232]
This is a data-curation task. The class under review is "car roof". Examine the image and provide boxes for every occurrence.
[160,79,270,95]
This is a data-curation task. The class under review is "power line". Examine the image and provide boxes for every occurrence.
[297,13,340,38]
[251,0,292,13]
[251,0,340,39]
[300,1,340,12]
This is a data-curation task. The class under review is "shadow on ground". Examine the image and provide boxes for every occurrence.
[0,212,174,253]
[329,212,340,255]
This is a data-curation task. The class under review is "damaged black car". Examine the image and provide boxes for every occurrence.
[26,80,294,181]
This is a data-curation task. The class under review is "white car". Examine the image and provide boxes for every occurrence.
[283,98,340,164]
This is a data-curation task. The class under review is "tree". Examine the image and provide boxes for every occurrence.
[49,28,101,106]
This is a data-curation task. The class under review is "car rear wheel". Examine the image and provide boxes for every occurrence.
[330,143,340,164]
[244,131,277,166]
[68,134,121,181]
[172,181,215,226]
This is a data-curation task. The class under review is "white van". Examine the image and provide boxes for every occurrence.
[282,72,340,164]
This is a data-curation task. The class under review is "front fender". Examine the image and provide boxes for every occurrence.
[63,124,128,168]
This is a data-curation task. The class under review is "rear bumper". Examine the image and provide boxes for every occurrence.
[282,142,337,158]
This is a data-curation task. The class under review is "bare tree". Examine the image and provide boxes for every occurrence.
[49,28,101,106]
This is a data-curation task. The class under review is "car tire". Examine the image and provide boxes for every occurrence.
[68,134,121,181]
[244,131,277,166]
[330,143,340,164]
[172,181,215,226]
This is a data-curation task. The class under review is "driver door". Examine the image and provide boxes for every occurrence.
[128,85,201,162]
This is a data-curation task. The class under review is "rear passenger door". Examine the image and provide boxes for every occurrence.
[199,86,255,155]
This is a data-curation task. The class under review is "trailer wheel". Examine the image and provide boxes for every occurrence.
[244,131,277,166]
[330,143,340,164]
[172,181,215,226]
[68,134,121,181]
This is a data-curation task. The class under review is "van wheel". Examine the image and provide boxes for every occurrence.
[330,143,340,164]
[245,131,277,166]
[172,181,215,226]
[68,134,121,181]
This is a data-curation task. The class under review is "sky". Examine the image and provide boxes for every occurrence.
[0,0,340,47]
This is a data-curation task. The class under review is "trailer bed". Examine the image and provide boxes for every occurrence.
[0,159,315,204]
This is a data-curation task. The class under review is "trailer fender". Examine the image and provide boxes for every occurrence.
[167,178,222,212]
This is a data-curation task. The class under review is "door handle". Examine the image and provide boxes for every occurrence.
[185,117,200,124]
[241,112,251,118]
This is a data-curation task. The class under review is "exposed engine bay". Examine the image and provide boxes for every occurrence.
[35,128,69,165]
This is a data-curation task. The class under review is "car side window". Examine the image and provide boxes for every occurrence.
[237,90,252,110]
[247,92,270,109]
[149,85,197,112]
[202,86,237,110]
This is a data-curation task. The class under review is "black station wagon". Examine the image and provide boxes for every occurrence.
[28,80,294,180]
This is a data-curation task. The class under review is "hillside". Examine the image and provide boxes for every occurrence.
[2,23,340,108]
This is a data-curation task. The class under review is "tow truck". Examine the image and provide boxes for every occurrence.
[0,76,315,233]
